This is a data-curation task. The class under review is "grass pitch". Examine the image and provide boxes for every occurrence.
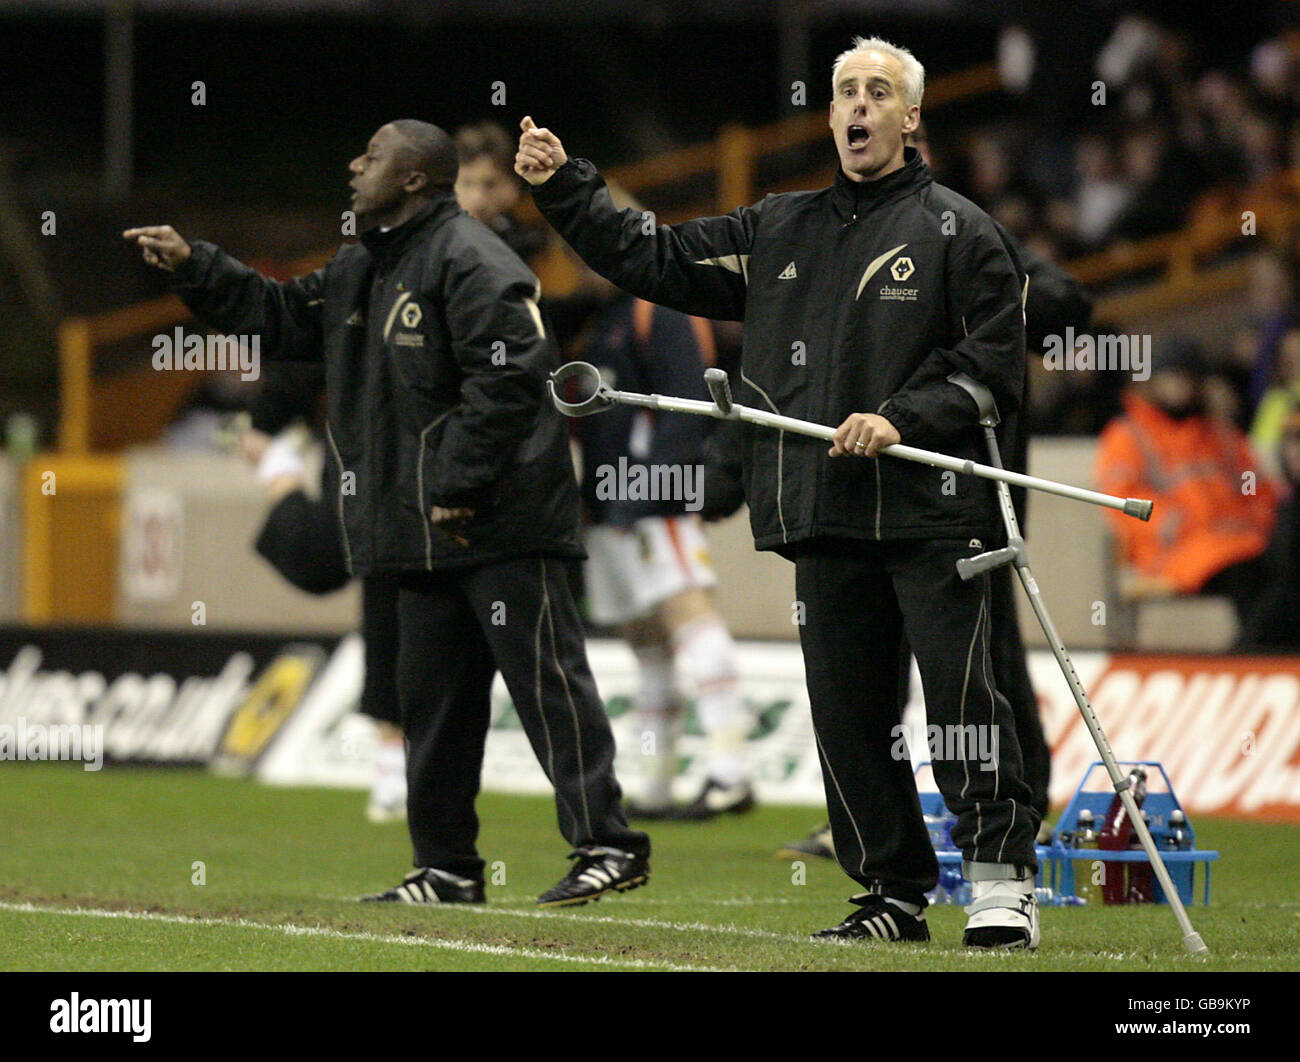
[1,764,1296,972]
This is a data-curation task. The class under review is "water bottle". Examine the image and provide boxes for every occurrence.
[1098,767,1147,904]
[924,810,955,850]
[1169,809,1189,850]
[1073,808,1101,905]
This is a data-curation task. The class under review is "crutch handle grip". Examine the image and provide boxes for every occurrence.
[955,546,1016,580]
[705,368,734,415]
[1124,498,1154,521]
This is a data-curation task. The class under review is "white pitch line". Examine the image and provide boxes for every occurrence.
[0,901,727,972]
[350,896,812,943]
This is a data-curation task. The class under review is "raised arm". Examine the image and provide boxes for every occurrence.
[124,225,326,362]
[516,117,759,322]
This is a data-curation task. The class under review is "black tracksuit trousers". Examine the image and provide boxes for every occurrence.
[795,537,1040,908]
[394,557,649,881]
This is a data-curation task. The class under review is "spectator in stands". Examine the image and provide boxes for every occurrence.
[1095,334,1280,628]
[1238,408,1300,650]
[1070,134,1135,251]
[1245,247,1300,412]
[1106,123,1195,241]
[1250,325,1300,474]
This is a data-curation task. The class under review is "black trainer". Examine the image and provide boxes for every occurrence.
[774,823,835,861]
[623,797,678,821]
[672,777,757,821]
[536,847,650,907]
[812,894,930,942]
[360,867,486,904]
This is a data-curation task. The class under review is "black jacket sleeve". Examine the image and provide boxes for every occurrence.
[423,244,551,510]
[171,241,327,362]
[531,159,761,322]
[878,214,1026,448]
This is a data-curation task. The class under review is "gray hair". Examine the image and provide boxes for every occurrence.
[831,36,925,109]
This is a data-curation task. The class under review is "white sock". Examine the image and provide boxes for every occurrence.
[672,615,750,787]
[371,737,406,803]
[886,897,923,917]
[633,644,678,805]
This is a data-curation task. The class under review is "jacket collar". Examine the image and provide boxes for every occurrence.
[831,146,931,221]
[360,195,459,265]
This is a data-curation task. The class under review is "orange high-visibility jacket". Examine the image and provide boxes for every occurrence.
[1095,393,1280,592]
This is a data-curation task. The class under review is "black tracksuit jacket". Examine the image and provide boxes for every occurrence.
[532,147,1026,555]
[172,196,584,576]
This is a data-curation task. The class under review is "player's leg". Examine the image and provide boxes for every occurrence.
[461,556,651,906]
[794,542,936,941]
[362,570,494,903]
[360,573,407,824]
[584,524,680,814]
[637,515,754,818]
[889,537,1040,948]
[621,613,682,816]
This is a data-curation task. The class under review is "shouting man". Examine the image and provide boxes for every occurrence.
[517,38,1041,947]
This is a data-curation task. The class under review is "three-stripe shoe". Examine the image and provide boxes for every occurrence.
[812,894,931,942]
[536,847,650,907]
[360,867,486,904]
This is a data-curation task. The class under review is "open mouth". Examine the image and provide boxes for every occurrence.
[847,125,870,149]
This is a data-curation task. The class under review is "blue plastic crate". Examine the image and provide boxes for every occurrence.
[1047,761,1217,906]
[914,760,1218,906]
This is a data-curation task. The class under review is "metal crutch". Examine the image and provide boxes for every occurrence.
[945,371,1207,955]
[548,361,1153,520]
[548,359,1206,954]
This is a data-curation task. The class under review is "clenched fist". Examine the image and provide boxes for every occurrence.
[515,116,568,186]
[122,225,192,271]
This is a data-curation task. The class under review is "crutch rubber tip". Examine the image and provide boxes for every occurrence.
[1125,498,1154,521]
[1183,932,1209,955]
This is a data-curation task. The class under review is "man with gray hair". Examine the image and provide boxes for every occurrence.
[518,35,1042,948]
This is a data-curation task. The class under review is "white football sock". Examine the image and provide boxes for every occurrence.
[371,736,406,804]
[672,615,750,787]
[633,644,678,805]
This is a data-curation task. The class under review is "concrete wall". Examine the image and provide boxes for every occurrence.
[82,438,1229,649]
[117,449,359,634]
